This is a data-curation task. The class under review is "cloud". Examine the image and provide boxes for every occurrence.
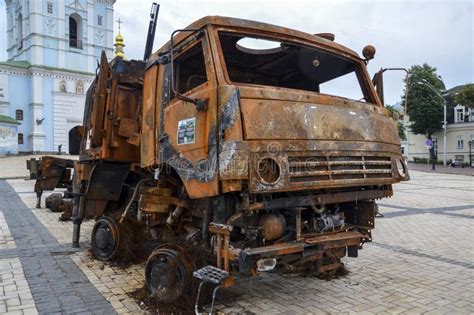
[0,0,472,105]
[116,0,474,104]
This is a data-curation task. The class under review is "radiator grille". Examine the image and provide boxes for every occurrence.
[288,155,393,183]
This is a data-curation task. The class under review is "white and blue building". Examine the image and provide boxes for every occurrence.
[0,0,115,153]
[0,114,21,156]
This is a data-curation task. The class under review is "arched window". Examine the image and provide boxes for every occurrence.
[76,80,84,94]
[69,14,83,49]
[18,14,23,49]
[60,80,67,93]
[15,109,23,121]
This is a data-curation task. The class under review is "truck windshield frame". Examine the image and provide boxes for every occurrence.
[216,31,375,104]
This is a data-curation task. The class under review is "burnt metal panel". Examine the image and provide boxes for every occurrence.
[342,200,377,230]
[156,33,220,198]
[81,53,145,163]
[90,52,109,147]
[141,64,160,168]
[85,162,131,200]
[239,91,398,143]
[27,156,74,192]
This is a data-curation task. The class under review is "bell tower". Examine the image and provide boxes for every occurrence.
[2,0,115,153]
[5,0,115,73]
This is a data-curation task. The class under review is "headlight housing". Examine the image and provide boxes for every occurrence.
[257,157,281,185]
[396,158,407,178]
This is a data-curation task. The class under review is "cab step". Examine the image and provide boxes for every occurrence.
[193,265,229,314]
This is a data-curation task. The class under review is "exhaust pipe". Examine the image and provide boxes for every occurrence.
[143,3,160,61]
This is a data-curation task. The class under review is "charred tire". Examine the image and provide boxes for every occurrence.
[92,216,144,262]
[45,193,63,212]
[91,216,121,261]
[145,244,195,303]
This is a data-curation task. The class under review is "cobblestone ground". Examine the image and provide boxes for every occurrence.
[0,156,473,314]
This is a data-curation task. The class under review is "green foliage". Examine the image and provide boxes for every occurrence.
[413,157,443,165]
[454,84,474,108]
[413,157,429,164]
[397,122,407,141]
[404,64,445,137]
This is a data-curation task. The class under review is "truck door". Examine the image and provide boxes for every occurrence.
[161,33,219,198]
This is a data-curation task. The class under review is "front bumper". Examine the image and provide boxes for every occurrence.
[238,230,364,272]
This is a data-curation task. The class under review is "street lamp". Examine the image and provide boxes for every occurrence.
[380,68,410,160]
[381,68,410,114]
[413,79,448,167]
[469,140,472,168]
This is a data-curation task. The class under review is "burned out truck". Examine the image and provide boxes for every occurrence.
[34,11,409,308]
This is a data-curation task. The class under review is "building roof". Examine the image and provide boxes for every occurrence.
[0,115,21,125]
[0,60,93,76]
[0,60,31,68]
[447,83,472,94]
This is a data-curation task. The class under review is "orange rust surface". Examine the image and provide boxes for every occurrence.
[141,65,159,168]
[81,54,144,163]
[147,35,221,198]
[304,230,363,244]
[140,17,406,199]
[239,87,397,142]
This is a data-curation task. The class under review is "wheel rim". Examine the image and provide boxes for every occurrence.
[92,217,120,261]
[145,246,193,302]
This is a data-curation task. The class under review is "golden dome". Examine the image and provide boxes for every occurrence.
[114,18,125,58]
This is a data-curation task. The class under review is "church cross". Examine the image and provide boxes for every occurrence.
[116,18,123,32]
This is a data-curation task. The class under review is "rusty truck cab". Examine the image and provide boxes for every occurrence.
[143,16,408,194]
[141,16,409,279]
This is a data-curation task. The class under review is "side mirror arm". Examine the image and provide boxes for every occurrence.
[372,69,385,105]
[176,94,208,112]
[378,68,410,114]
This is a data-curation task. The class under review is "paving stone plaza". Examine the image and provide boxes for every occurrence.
[0,155,473,314]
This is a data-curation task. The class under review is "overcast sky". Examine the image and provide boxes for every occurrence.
[0,0,472,105]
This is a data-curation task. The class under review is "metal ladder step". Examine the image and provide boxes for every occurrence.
[194,265,229,284]
[194,265,229,314]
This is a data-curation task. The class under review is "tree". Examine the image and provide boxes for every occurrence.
[404,63,445,139]
[454,84,474,108]
[397,121,407,141]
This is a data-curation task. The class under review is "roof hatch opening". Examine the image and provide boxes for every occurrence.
[236,37,284,55]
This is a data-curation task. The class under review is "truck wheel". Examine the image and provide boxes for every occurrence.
[92,215,144,262]
[91,216,120,261]
[145,245,195,302]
